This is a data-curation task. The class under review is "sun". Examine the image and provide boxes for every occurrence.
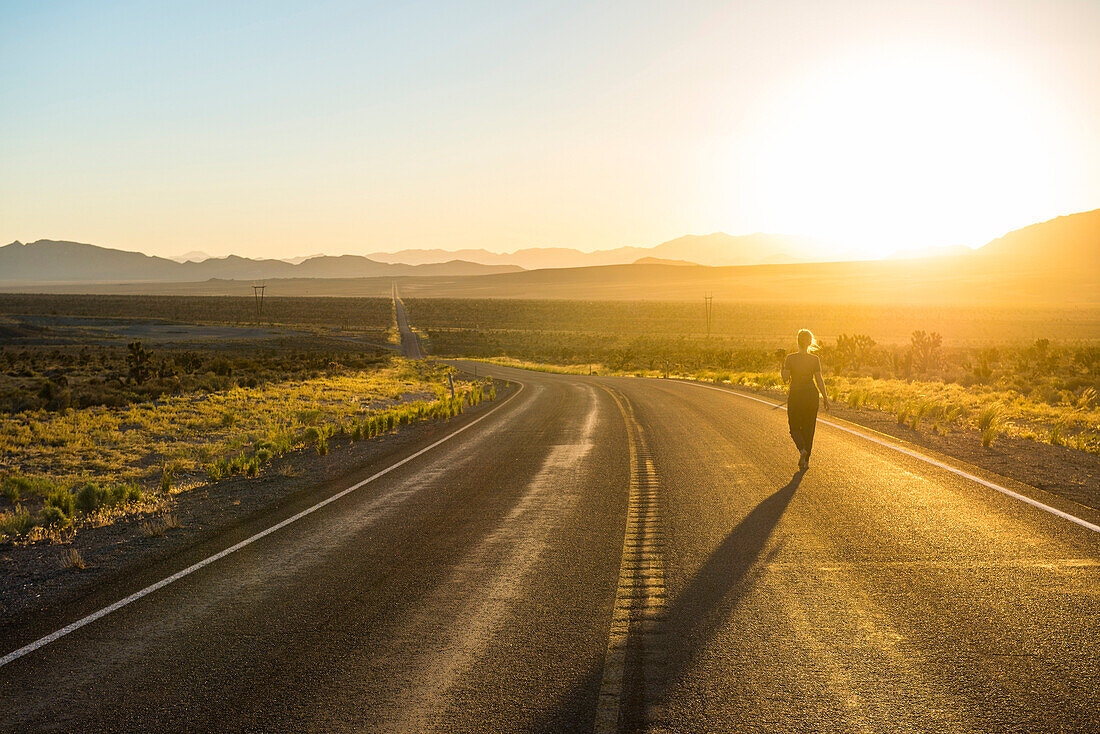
[721,46,1075,258]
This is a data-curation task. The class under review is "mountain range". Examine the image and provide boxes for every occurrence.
[362,232,823,269]
[0,243,521,284]
[0,231,918,285]
[1,209,1096,305]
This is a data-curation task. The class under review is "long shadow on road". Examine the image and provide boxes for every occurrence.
[533,471,804,733]
[661,471,803,682]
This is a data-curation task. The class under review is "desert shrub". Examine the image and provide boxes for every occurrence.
[74,482,108,514]
[2,474,60,500]
[40,505,70,528]
[46,487,75,517]
[229,453,247,474]
[141,516,167,537]
[1,505,35,537]
[1,478,21,503]
[1077,387,1097,410]
[269,433,293,454]
[982,424,1000,448]
[61,547,85,569]
[106,483,141,506]
[1050,423,1065,447]
[910,401,935,431]
[977,404,1001,432]
[209,458,230,480]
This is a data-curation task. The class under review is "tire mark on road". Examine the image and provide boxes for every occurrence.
[361,384,601,733]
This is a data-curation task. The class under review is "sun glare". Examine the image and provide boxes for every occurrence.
[723,48,1075,258]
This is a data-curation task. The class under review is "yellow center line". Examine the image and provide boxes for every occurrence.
[595,387,668,734]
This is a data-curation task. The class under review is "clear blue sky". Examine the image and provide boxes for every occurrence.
[2,0,1098,259]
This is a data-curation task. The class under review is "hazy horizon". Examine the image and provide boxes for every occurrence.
[3,1,1099,261]
[5,225,987,262]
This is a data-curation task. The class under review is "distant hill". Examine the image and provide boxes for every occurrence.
[0,241,523,284]
[168,250,216,263]
[633,257,699,266]
[972,208,1100,275]
[368,232,824,269]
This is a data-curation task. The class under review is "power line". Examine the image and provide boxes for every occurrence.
[704,292,713,339]
[252,284,266,326]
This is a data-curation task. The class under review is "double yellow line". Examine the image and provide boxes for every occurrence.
[594,387,669,733]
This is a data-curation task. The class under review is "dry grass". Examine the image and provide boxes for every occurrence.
[140,513,179,537]
[141,512,180,536]
[468,357,600,375]
[60,547,85,570]
[475,354,1099,454]
[0,359,448,488]
[0,358,496,542]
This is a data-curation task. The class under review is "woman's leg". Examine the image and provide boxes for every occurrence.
[803,396,820,454]
[787,398,806,452]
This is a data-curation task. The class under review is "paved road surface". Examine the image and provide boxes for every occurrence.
[2,362,1098,732]
[392,283,424,359]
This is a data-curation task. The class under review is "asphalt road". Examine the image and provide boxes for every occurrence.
[2,362,1098,733]
[393,284,424,359]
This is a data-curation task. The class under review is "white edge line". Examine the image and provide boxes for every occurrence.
[675,380,1100,535]
[0,383,526,669]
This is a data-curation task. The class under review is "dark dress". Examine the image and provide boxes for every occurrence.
[784,352,820,454]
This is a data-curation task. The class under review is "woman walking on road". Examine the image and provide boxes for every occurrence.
[782,329,830,470]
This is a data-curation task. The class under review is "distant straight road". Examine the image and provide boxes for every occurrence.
[392,283,424,359]
[2,362,1098,732]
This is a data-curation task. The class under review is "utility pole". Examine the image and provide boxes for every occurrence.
[704,292,713,339]
[252,284,266,326]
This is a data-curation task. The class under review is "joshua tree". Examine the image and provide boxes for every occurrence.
[127,341,153,384]
[910,330,942,375]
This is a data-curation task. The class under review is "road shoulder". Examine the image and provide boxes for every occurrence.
[673,378,1100,527]
[0,382,519,642]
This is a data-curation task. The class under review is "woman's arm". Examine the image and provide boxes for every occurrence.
[813,356,830,410]
[780,354,791,383]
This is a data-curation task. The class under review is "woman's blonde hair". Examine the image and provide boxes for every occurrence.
[797,328,818,353]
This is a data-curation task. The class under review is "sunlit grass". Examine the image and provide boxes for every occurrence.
[474,352,1099,454]
[60,547,85,570]
[699,370,1099,452]
[468,357,600,375]
[0,358,496,542]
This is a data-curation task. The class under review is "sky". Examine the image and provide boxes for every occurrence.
[2,0,1098,260]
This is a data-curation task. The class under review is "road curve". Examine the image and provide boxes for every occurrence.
[1,363,1097,733]
[392,283,424,359]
